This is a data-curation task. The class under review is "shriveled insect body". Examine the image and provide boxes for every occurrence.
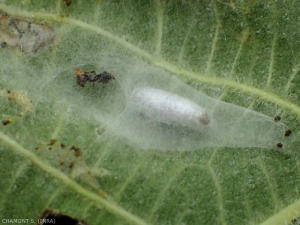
[129,88,210,129]
[75,68,92,87]
[75,69,115,87]
[90,71,115,84]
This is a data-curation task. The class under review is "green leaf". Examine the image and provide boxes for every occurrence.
[0,0,300,224]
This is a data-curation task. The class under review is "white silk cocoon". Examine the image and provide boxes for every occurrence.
[47,54,284,151]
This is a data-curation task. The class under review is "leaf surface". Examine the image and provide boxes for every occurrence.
[0,1,300,224]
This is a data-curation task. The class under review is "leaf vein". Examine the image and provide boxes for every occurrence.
[0,132,148,225]
[206,0,221,73]
[155,0,163,56]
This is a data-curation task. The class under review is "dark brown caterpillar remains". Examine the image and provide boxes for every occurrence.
[76,68,115,87]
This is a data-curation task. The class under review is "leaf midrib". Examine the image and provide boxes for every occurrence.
[1,4,300,117]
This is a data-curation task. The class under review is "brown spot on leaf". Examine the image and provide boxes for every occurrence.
[2,118,12,126]
[71,145,81,157]
[48,139,57,146]
[1,14,8,20]
[63,0,72,7]
[8,97,16,102]
[284,130,292,137]
[17,111,24,118]
[69,161,75,168]
[274,116,281,122]
[1,90,33,114]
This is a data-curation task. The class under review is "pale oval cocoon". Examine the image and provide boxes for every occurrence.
[49,54,285,151]
[129,88,210,129]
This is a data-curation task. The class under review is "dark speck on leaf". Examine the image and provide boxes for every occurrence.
[274,116,281,122]
[2,119,12,126]
[69,161,75,168]
[48,139,57,145]
[70,145,81,157]
[63,0,72,7]
[284,130,292,137]
[277,143,283,148]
